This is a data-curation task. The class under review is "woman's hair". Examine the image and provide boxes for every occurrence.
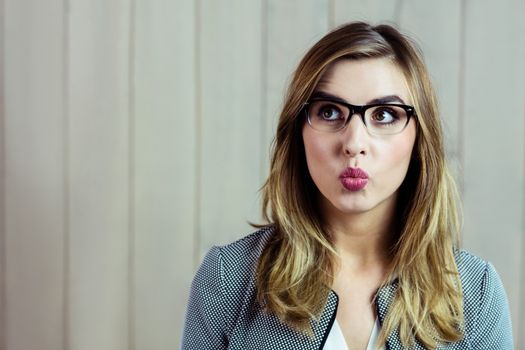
[256,21,463,349]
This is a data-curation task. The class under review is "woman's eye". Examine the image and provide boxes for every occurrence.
[371,108,398,124]
[318,105,342,120]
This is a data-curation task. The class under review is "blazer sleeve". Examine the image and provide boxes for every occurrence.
[470,262,514,349]
[181,246,229,350]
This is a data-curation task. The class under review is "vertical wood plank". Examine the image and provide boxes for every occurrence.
[198,0,264,255]
[333,0,397,25]
[395,1,463,185]
[263,0,330,181]
[67,1,131,349]
[522,112,525,350]
[462,0,524,345]
[133,0,195,348]
[4,0,65,349]
[520,5,525,345]
[0,0,5,348]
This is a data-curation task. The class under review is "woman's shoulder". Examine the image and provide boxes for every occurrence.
[195,226,275,295]
[455,249,490,280]
[217,225,275,265]
[454,249,506,295]
[182,227,275,346]
[454,249,513,347]
[455,248,503,303]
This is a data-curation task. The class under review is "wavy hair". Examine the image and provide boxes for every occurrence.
[255,22,463,349]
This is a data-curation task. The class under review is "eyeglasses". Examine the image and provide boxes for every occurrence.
[304,98,416,135]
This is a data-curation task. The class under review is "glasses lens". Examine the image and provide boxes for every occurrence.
[364,105,409,135]
[306,100,412,134]
[307,100,349,132]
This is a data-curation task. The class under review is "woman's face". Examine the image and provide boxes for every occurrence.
[302,58,417,221]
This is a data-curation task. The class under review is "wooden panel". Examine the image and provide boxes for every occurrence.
[263,0,330,180]
[396,0,463,183]
[522,204,525,345]
[522,206,525,350]
[133,0,195,348]
[67,1,131,349]
[3,0,65,349]
[0,0,5,348]
[333,0,397,25]
[198,0,264,254]
[462,1,524,345]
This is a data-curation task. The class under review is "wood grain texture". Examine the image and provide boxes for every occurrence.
[461,1,524,345]
[395,0,463,183]
[0,0,5,348]
[333,0,398,25]
[67,0,131,349]
[198,0,264,256]
[3,0,66,349]
[263,0,330,180]
[133,0,196,348]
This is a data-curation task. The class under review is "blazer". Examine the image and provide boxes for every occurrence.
[181,227,513,349]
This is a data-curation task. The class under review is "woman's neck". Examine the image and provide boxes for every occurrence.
[323,199,398,269]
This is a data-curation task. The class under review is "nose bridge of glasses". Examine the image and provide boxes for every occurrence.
[345,104,368,127]
[343,107,369,135]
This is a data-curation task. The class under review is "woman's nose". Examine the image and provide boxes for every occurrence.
[342,113,368,157]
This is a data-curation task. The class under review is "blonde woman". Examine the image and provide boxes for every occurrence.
[181,22,513,349]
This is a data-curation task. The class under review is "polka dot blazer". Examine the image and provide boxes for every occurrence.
[181,227,513,349]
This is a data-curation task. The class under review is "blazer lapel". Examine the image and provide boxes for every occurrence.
[376,281,427,350]
[246,291,339,349]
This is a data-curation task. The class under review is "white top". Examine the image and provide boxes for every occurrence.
[324,318,385,350]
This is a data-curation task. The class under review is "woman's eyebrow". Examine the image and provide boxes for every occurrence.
[310,91,347,103]
[311,91,406,105]
[367,95,406,105]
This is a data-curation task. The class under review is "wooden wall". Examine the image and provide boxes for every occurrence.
[1,0,523,348]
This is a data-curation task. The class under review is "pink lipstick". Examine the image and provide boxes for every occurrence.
[339,167,369,191]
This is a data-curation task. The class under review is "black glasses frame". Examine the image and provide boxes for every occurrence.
[304,98,416,133]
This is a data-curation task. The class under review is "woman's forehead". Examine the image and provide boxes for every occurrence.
[315,58,412,105]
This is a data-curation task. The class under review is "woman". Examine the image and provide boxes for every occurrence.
[181,22,513,349]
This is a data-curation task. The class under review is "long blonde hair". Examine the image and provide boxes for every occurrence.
[256,22,463,349]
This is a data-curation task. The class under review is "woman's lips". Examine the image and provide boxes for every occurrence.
[341,178,368,191]
[339,167,369,191]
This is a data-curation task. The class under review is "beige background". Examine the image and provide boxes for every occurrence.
[1,0,524,349]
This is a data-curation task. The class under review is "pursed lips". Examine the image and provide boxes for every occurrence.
[339,167,369,191]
